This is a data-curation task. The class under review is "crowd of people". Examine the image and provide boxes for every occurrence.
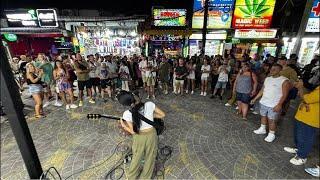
[7,51,320,176]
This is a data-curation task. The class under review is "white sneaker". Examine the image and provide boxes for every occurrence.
[43,102,50,108]
[204,92,207,96]
[235,106,239,110]
[305,166,320,177]
[186,90,188,94]
[252,111,259,115]
[70,104,78,109]
[54,101,63,107]
[152,95,156,99]
[264,133,276,142]
[284,147,298,154]
[253,127,267,135]
[250,107,254,111]
[146,96,150,99]
[200,92,203,96]
[191,91,194,95]
[225,103,231,107]
[66,105,70,110]
[290,155,307,165]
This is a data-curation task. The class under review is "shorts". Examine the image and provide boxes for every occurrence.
[146,76,155,86]
[78,80,92,91]
[90,77,100,86]
[142,75,147,83]
[187,74,195,80]
[101,79,112,88]
[201,75,209,81]
[259,103,280,120]
[175,80,184,86]
[57,81,72,92]
[215,81,227,89]
[28,84,43,95]
[236,92,251,104]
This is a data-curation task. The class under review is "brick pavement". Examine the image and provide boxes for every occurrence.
[1,90,319,179]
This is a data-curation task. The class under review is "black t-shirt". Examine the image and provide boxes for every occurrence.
[175,66,188,80]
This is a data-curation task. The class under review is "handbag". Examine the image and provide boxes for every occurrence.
[130,110,165,135]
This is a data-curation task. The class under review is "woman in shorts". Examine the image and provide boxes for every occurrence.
[26,63,44,118]
[233,63,258,120]
[53,61,78,110]
[186,60,196,94]
[200,59,211,96]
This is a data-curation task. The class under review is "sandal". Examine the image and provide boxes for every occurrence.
[35,115,44,119]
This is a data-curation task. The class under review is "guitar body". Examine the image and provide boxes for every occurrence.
[154,118,165,135]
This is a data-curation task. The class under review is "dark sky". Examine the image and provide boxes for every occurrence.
[1,0,307,31]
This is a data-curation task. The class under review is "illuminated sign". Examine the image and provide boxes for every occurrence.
[5,9,58,27]
[306,0,320,32]
[234,29,277,39]
[153,9,186,26]
[232,0,276,29]
[192,0,235,29]
[189,32,227,40]
[5,9,38,27]
[36,9,58,27]
[3,34,18,42]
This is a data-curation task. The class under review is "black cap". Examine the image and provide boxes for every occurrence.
[116,90,135,106]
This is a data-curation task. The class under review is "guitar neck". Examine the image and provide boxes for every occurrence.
[100,114,121,120]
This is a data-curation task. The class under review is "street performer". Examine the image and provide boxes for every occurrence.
[117,91,165,179]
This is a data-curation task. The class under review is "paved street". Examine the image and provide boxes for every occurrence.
[1,90,319,179]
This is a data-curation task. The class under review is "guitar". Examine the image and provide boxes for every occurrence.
[87,114,131,136]
[87,113,165,135]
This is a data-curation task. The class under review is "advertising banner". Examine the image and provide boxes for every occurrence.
[192,0,235,29]
[232,0,276,28]
[306,0,320,32]
[153,9,186,26]
[234,29,277,39]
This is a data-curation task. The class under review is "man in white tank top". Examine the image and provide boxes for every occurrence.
[251,64,291,143]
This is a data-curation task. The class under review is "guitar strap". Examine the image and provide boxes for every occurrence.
[129,110,158,127]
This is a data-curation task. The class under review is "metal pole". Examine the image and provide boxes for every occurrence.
[292,0,314,54]
[0,41,43,178]
[201,0,209,55]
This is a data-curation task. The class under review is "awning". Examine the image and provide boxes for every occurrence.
[143,29,193,36]
[0,27,72,36]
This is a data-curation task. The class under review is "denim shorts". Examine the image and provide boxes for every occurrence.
[259,103,280,120]
[28,84,43,95]
[215,81,227,89]
[236,92,251,104]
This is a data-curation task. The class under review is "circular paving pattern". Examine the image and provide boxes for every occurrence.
[1,90,319,179]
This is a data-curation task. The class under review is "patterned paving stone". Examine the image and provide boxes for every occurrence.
[1,90,319,179]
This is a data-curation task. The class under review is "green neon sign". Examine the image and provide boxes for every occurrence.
[4,34,18,42]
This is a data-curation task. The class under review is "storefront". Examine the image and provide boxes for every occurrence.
[76,26,141,56]
[142,29,192,57]
[233,29,278,59]
[188,31,227,56]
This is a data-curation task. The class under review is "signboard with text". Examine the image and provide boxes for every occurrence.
[153,9,186,26]
[306,0,320,32]
[234,29,277,39]
[232,0,276,28]
[5,9,58,27]
[192,0,235,29]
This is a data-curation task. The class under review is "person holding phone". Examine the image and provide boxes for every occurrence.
[283,81,319,165]
[117,91,165,179]
[26,63,44,118]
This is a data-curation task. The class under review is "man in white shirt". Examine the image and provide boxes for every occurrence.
[251,64,290,142]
